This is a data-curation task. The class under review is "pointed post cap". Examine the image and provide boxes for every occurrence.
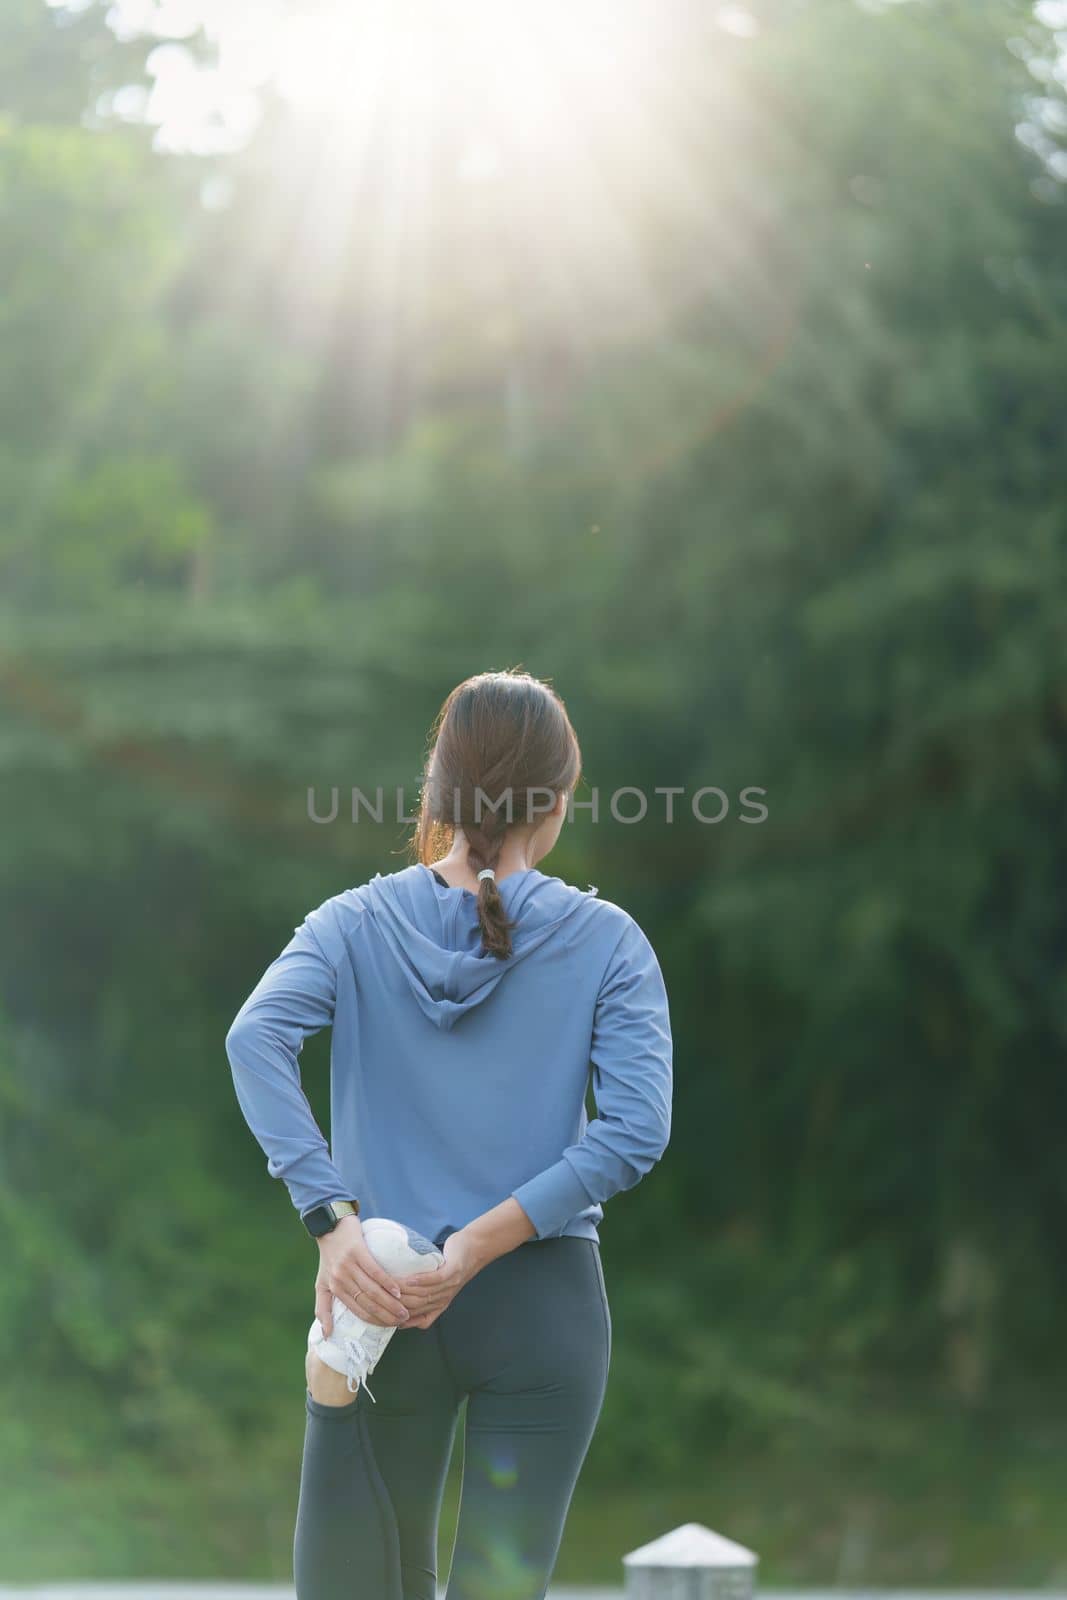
[623,1523,758,1568]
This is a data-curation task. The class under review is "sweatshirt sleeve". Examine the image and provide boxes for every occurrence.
[510,916,673,1240]
[224,905,352,1220]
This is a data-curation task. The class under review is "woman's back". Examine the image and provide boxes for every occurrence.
[226,859,673,1250]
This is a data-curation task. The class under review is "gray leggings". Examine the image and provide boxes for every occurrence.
[294,1232,612,1600]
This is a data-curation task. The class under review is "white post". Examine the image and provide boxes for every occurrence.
[622,1522,758,1600]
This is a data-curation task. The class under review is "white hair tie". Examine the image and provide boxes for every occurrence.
[477,868,496,883]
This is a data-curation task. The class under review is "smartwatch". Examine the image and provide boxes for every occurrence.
[302,1198,360,1239]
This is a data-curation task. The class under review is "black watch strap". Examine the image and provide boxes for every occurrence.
[302,1198,360,1239]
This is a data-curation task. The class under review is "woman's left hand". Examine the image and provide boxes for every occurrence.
[396,1229,482,1329]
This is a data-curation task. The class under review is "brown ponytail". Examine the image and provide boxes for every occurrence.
[412,670,582,959]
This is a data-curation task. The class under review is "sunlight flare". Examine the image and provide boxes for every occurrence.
[100,0,671,162]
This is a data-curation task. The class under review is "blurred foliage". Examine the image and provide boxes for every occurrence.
[2,0,1067,1582]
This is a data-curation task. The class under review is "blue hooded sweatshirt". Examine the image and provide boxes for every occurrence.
[224,863,673,1245]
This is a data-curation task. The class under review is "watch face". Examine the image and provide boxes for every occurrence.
[304,1205,334,1237]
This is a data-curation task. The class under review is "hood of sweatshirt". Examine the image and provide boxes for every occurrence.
[360,864,599,1032]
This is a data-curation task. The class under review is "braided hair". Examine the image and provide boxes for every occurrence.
[413,670,582,958]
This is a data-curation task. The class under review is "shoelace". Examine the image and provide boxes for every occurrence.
[340,1324,392,1403]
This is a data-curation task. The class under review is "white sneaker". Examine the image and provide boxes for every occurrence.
[307,1217,444,1403]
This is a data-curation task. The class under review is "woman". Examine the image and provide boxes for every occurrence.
[225,669,673,1600]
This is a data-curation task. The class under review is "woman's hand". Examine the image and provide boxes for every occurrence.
[395,1229,482,1330]
[315,1216,410,1336]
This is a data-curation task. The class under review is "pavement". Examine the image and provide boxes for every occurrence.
[2,1588,1066,1600]
[0,1591,620,1599]
[0,1589,619,1598]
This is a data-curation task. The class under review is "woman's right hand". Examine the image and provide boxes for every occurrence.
[314,1216,410,1336]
